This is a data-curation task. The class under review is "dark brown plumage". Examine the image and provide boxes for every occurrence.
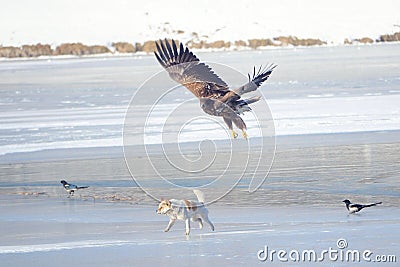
[154,39,276,139]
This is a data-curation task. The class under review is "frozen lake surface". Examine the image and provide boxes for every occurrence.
[0,196,398,266]
[1,44,400,157]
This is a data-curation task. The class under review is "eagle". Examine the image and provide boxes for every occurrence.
[154,39,276,139]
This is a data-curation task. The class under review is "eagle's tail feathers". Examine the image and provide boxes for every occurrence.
[244,96,261,105]
[235,96,260,114]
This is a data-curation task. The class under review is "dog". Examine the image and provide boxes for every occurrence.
[156,190,215,235]
[343,199,382,214]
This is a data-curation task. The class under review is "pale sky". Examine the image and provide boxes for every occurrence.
[1,0,399,46]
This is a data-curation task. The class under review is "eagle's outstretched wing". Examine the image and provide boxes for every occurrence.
[237,64,277,95]
[154,39,230,98]
[218,64,277,103]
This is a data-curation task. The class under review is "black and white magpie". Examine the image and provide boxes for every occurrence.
[60,180,89,196]
[343,199,382,214]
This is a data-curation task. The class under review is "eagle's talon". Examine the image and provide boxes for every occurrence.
[242,130,248,140]
[231,130,238,139]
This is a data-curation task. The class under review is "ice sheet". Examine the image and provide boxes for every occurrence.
[0,196,398,266]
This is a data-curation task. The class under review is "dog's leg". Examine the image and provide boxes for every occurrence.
[197,218,203,229]
[164,219,175,232]
[192,217,203,229]
[185,218,191,235]
[203,215,215,231]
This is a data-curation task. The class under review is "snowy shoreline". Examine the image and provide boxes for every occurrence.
[1,34,399,60]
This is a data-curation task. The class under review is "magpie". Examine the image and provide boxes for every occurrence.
[343,199,382,214]
[60,180,89,196]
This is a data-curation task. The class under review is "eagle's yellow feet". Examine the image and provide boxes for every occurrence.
[242,130,248,140]
[231,130,238,139]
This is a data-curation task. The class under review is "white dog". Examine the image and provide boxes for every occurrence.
[156,190,215,235]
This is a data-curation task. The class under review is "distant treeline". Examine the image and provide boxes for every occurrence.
[1,32,399,58]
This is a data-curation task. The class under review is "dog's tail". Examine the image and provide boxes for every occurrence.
[193,189,205,203]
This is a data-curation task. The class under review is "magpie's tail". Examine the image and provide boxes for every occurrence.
[364,202,382,208]
[77,186,89,189]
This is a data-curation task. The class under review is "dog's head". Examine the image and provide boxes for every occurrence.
[156,199,172,214]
